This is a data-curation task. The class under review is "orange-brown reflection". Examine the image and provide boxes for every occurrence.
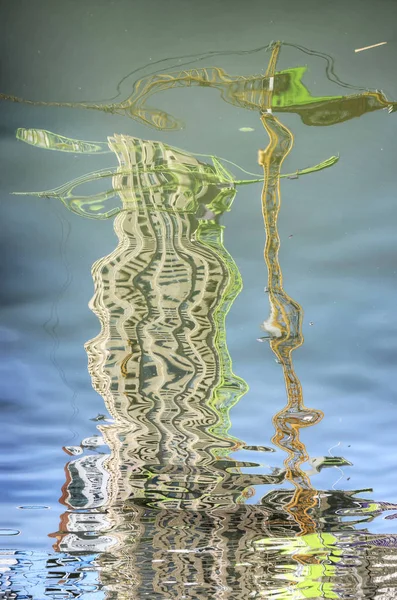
[258,43,324,536]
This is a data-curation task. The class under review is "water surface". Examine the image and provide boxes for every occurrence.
[1,1,397,598]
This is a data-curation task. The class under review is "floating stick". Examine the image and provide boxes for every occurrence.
[355,42,387,53]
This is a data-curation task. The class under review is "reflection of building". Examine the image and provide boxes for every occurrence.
[0,549,101,599]
[83,135,252,510]
[48,494,397,599]
[46,135,255,598]
[59,454,110,510]
[99,492,397,599]
[17,131,260,510]
[4,492,397,600]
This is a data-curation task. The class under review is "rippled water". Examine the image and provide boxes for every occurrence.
[1,1,397,598]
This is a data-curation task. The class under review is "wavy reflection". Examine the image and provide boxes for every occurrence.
[12,129,337,220]
[258,43,324,538]
[2,42,396,130]
[5,42,397,600]
[83,135,256,511]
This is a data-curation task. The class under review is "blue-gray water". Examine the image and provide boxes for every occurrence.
[1,1,397,598]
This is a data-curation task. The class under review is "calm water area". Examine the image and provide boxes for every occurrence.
[1,1,397,598]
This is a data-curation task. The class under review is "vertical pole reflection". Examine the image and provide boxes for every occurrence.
[259,45,324,535]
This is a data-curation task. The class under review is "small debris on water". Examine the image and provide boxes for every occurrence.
[91,414,108,421]
[355,41,387,53]
[62,445,83,456]
[17,505,50,510]
[243,444,275,452]
[239,127,255,132]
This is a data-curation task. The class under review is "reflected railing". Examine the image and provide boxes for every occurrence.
[3,42,397,599]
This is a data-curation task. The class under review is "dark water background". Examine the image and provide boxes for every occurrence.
[1,0,397,597]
